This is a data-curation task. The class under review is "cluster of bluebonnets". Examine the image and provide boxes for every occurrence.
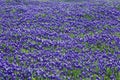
[0,0,120,80]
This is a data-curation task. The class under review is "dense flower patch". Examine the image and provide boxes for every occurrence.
[0,0,120,80]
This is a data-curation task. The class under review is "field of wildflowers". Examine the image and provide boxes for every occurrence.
[0,0,120,80]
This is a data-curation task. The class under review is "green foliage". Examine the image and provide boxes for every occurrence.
[74,47,81,53]
[2,44,6,48]
[67,69,81,79]
[8,57,14,63]
[106,67,112,77]
[43,46,51,50]
[92,74,99,80]
[78,33,85,38]
[82,78,91,80]
[61,48,66,55]
[86,42,116,54]
[9,46,14,52]
[104,75,110,80]
[114,32,120,38]
[11,8,16,13]
[69,33,75,38]
[55,37,62,41]
[41,14,47,18]
[0,44,6,52]
[114,68,120,80]
[97,30,103,34]
[89,31,94,36]
[116,72,120,80]
[104,67,120,80]
[16,56,20,65]
[83,14,93,20]
[21,48,29,53]
[30,47,35,52]
[103,25,115,30]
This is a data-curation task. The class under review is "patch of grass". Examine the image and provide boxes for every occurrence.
[9,46,14,52]
[83,14,93,20]
[16,56,20,66]
[30,47,35,52]
[103,25,114,30]
[116,72,120,80]
[78,33,85,38]
[0,44,7,52]
[97,29,103,34]
[89,31,94,36]
[55,37,62,41]
[87,42,115,54]
[73,47,81,53]
[65,69,81,80]
[21,48,29,53]
[1,44,6,48]
[69,33,75,38]
[94,61,99,72]
[31,40,37,44]
[61,48,66,55]
[104,67,120,80]
[11,8,16,13]
[114,68,120,80]
[41,14,47,18]
[82,78,91,80]
[43,46,51,51]
[114,32,120,38]
[8,57,14,63]
[104,75,110,80]
[91,74,99,80]
[106,67,112,77]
